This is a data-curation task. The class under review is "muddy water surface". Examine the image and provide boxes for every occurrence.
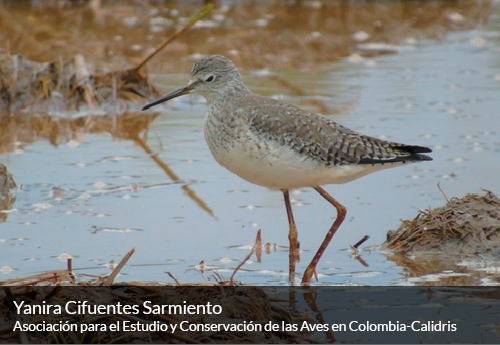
[1,2,499,285]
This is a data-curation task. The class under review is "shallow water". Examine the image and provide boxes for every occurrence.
[1,4,500,286]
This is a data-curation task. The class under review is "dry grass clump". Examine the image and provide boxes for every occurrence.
[0,52,159,114]
[384,190,500,255]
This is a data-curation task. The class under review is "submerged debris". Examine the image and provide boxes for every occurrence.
[384,190,500,256]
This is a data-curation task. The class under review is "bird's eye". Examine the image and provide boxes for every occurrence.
[205,75,215,82]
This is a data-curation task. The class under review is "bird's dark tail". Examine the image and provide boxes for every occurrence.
[400,145,433,161]
[358,144,433,164]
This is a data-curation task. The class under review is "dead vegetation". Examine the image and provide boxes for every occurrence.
[384,190,500,255]
[0,163,16,224]
[0,164,16,194]
[382,190,500,285]
[0,52,159,114]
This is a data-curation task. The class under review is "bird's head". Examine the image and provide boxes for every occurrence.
[142,55,245,111]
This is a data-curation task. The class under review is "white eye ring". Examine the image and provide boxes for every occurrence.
[205,75,215,82]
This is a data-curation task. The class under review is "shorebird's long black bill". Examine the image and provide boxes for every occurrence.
[142,85,193,111]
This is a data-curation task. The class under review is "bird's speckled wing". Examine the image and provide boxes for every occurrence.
[246,96,432,166]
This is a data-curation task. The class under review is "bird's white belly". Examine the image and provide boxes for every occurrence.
[212,140,384,190]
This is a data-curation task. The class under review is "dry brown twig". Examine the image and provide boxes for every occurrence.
[133,4,215,72]
[166,272,181,285]
[255,229,262,263]
[352,235,370,249]
[437,182,450,202]
[101,247,136,285]
[230,229,262,285]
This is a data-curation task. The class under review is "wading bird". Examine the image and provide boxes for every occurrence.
[143,56,432,285]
